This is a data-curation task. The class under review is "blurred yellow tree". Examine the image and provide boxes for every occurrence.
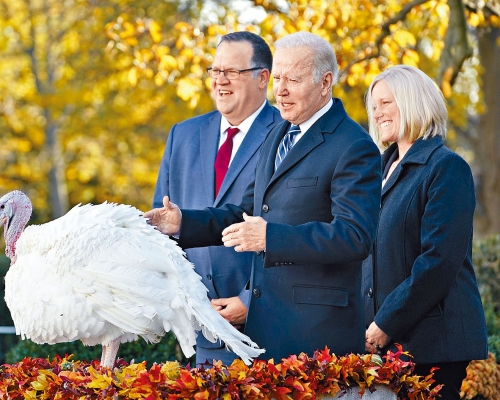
[0,0,214,223]
[1,0,499,235]
[106,0,500,236]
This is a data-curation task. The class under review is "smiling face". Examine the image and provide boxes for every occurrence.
[370,80,402,143]
[210,40,269,126]
[272,47,332,125]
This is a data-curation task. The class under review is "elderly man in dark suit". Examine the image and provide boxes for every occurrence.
[152,31,282,365]
[145,31,381,361]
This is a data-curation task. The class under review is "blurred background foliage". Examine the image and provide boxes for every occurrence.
[0,0,500,366]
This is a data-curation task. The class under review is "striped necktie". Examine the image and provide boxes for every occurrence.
[275,124,301,171]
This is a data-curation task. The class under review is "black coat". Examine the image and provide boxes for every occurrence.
[180,98,382,361]
[363,136,488,363]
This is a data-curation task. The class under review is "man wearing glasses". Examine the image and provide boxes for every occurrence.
[152,31,282,366]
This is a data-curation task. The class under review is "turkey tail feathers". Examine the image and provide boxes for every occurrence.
[185,297,265,365]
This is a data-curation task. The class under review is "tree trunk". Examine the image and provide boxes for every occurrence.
[473,26,500,237]
[45,109,69,219]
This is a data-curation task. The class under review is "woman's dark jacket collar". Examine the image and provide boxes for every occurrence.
[381,135,445,168]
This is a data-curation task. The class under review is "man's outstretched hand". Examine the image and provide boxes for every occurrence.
[143,196,182,236]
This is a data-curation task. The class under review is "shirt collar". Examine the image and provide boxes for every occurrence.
[296,98,333,134]
[220,100,267,135]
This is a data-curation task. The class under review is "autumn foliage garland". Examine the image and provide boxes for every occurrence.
[0,344,440,399]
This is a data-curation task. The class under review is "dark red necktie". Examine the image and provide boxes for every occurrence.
[214,127,239,197]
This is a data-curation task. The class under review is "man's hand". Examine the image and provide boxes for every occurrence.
[143,196,182,236]
[211,296,248,327]
[365,321,391,354]
[221,213,266,252]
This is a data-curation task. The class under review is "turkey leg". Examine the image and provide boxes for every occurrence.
[100,336,121,368]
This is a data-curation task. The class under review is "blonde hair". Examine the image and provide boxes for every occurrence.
[365,65,447,149]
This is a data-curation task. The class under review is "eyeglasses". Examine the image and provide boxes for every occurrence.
[206,67,264,79]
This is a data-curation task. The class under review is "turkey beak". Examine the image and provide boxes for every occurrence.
[0,206,11,233]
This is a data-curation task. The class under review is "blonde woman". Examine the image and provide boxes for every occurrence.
[363,65,487,399]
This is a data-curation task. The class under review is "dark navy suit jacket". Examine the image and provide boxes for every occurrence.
[179,98,382,361]
[363,136,488,363]
[153,101,282,350]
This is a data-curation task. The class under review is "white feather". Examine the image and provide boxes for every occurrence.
[3,198,264,366]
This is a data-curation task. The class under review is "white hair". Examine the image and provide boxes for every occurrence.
[274,31,338,84]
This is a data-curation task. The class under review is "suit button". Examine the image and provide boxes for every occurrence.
[207,274,212,280]
[252,288,261,297]
[367,288,373,298]
[262,204,269,212]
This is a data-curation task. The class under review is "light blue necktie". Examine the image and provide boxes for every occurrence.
[274,124,301,171]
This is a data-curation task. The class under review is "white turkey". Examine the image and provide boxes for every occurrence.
[0,190,264,368]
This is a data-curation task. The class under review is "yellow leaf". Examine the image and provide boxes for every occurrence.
[124,36,138,46]
[149,20,162,43]
[120,21,136,39]
[86,366,113,389]
[24,390,38,400]
[31,374,49,391]
[176,78,198,101]
[159,54,177,70]
[402,49,420,66]
[347,74,359,87]
[174,21,191,32]
[128,68,138,86]
[341,38,353,51]
[154,74,164,86]
[325,14,337,29]
[364,71,379,86]
[393,30,416,47]
[436,2,449,20]
[441,66,453,98]
[468,13,480,27]
[350,63,364,74]
[180,47,194,61]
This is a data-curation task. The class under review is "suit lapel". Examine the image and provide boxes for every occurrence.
[263,121,288,187]
[267,99,346,188]
[268,125,324,186]
[214,103,277,206]
[381,144,399,197]
[381,166,402,197]
[381,136,444,197]
[200,113,222,204]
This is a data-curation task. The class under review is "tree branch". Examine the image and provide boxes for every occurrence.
[438,0,472,89]
[340,0,430,81]
[375,0,430,48]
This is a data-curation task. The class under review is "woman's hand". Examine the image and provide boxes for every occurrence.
[365,321,391,353]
